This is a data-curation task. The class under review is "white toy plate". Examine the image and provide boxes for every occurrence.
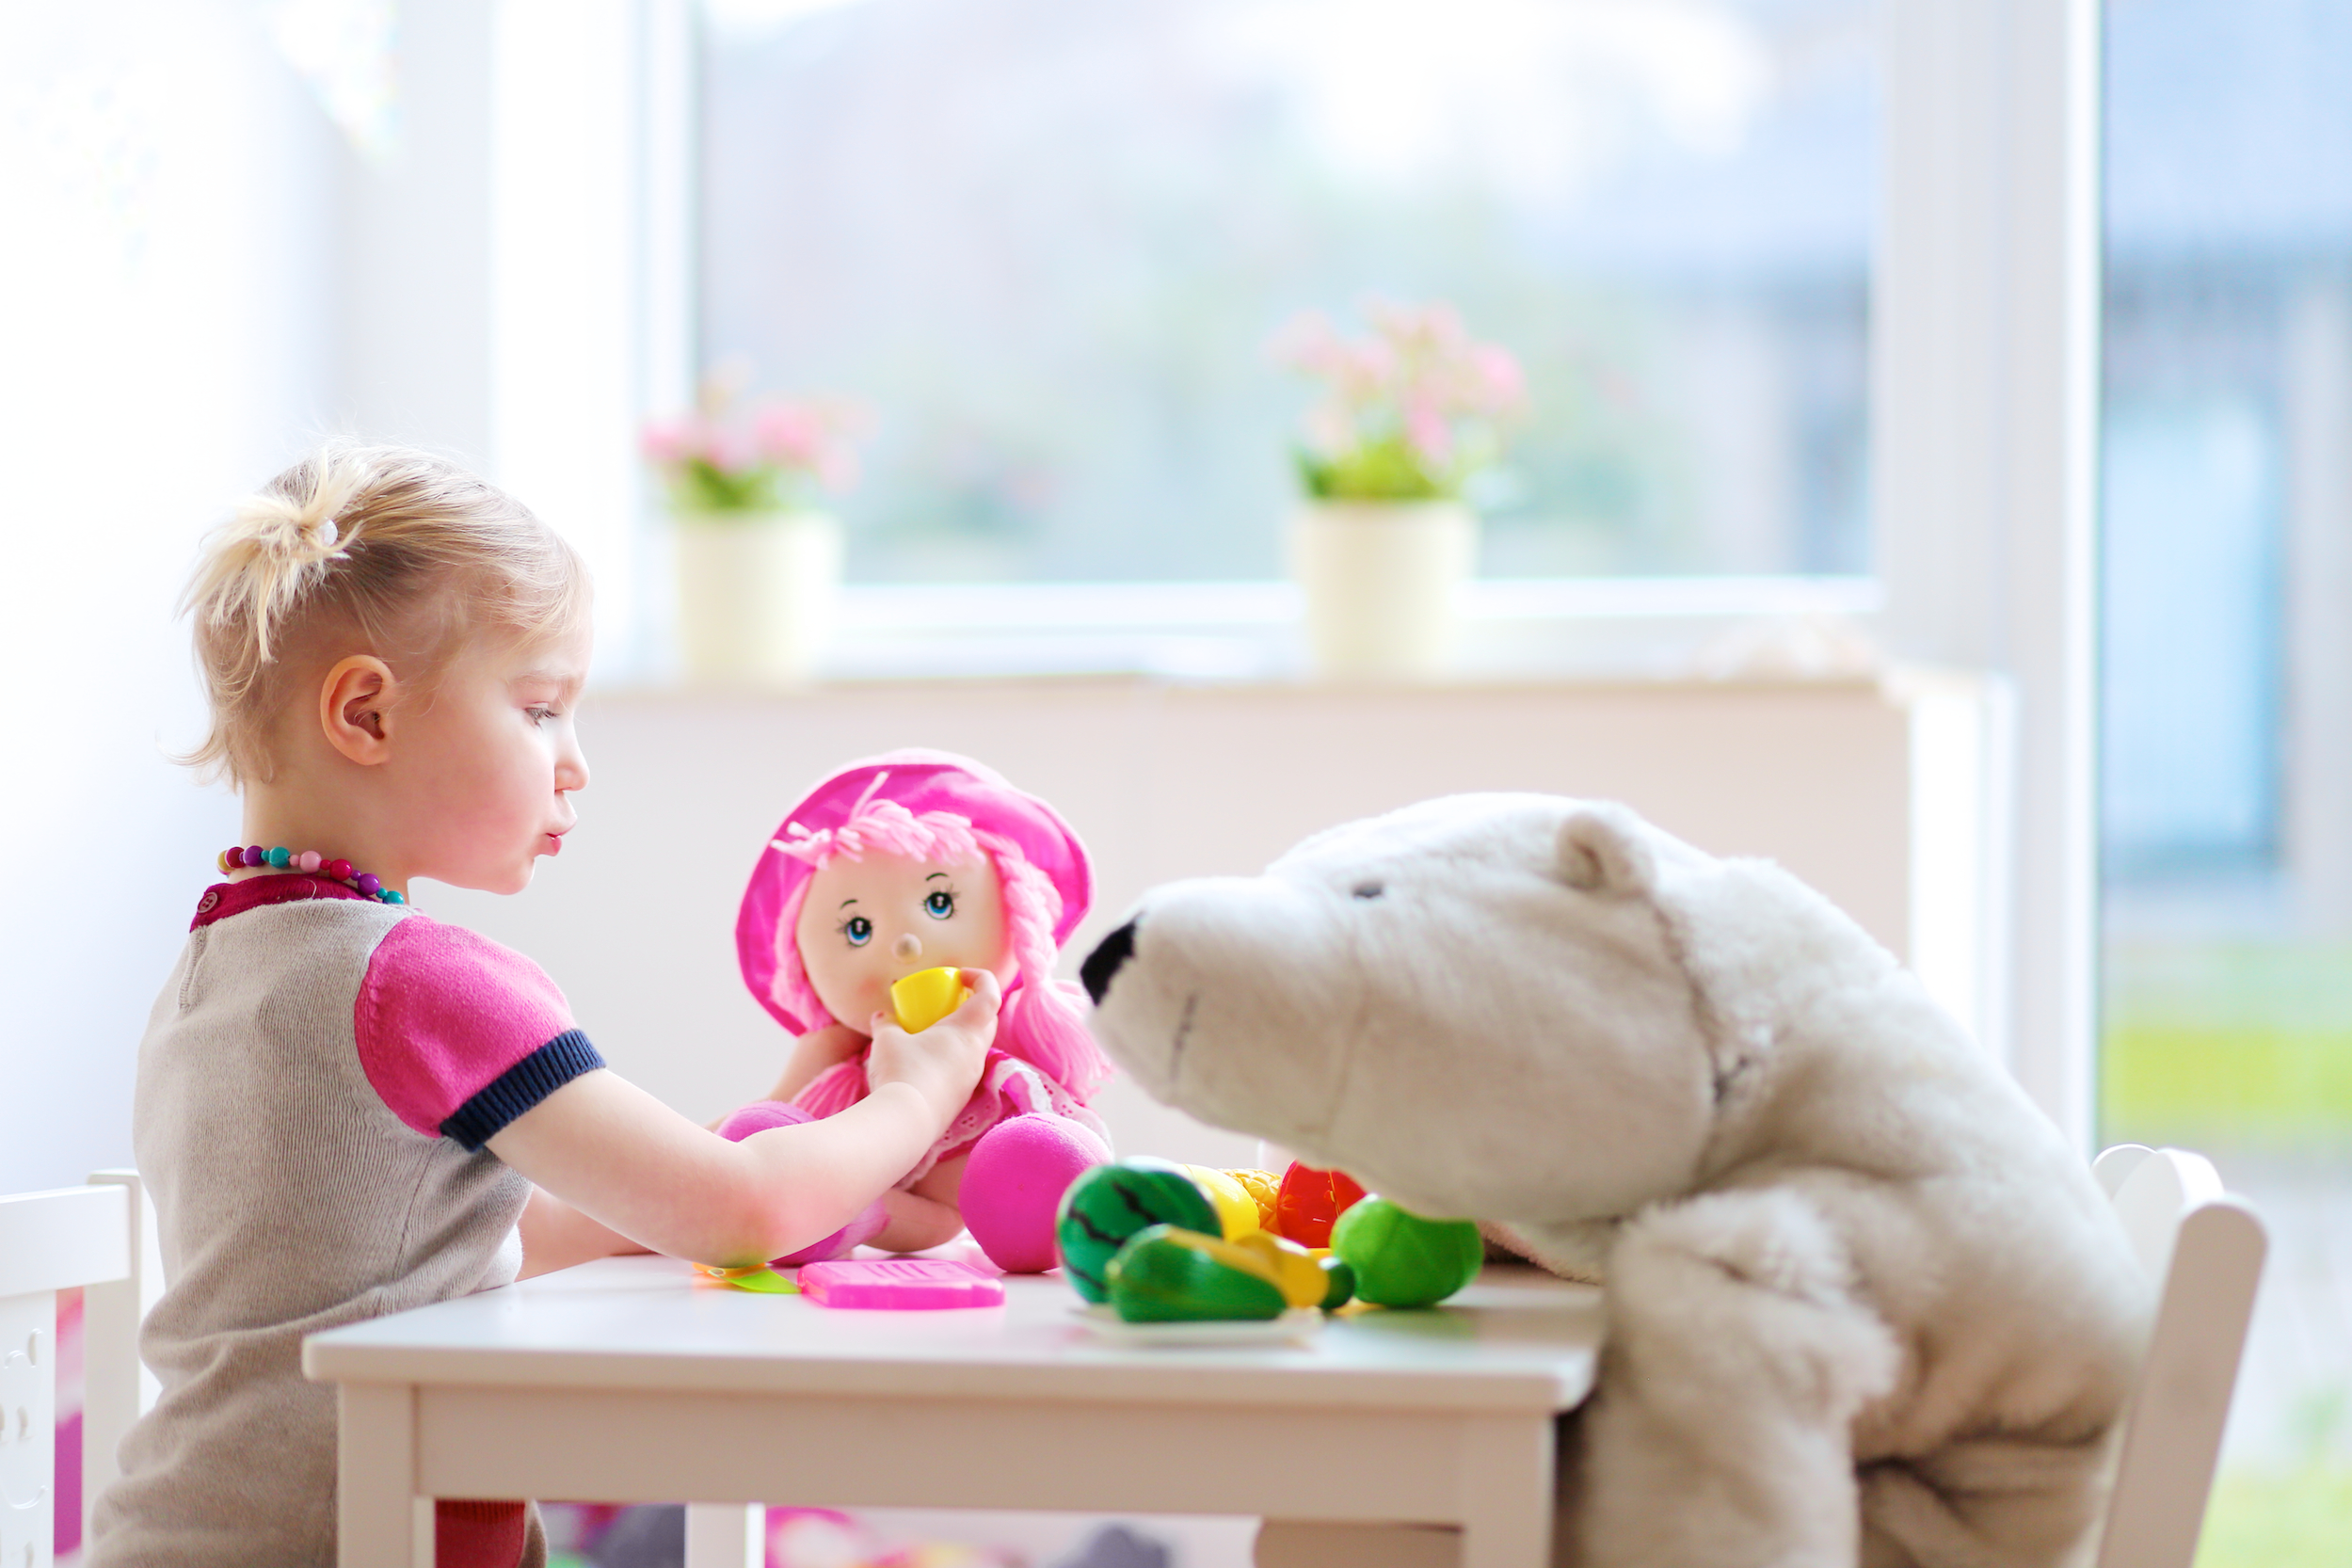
[1073,1304,1324,1347]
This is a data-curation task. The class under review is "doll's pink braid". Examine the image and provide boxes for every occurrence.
[973,826,1112,1099]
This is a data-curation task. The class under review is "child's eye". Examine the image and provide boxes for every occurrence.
[842,916,873,946]
[526,706,555,727]
[923,888,956,920]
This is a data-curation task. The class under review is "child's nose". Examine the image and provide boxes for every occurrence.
[892,933,922,963]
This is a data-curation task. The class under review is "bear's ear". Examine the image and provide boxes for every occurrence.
[1557,804,1655,896]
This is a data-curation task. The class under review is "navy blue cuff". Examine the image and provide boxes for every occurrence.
[441,1029,605,1152]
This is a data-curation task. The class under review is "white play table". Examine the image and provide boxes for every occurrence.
[303,1254,1602,1568]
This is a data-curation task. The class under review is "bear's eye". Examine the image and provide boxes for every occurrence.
[1352,881,1385,901]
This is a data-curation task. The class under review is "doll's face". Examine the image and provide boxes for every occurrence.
[796,849,1016,1032]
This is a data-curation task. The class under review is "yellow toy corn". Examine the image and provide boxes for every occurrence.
[1183,1164,1263,1239]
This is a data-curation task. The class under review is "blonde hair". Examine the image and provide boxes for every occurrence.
[181,442,591,785]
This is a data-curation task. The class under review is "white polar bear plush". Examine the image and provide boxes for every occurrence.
[1079,794,2150,1568]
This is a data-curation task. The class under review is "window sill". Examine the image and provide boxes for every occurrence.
[790,575,1883,684]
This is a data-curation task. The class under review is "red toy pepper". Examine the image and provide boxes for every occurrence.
[1272,1161,1368,1248]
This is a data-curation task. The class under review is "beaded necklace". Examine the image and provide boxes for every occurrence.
[216,844,406,904]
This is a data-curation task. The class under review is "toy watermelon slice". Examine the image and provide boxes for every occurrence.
[1055,1158,1223,1303]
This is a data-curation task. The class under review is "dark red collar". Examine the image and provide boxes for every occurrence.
[192,873,377,930]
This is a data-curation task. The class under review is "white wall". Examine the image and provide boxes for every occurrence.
[0,2,340,1192]
[415,678,1988,1169]
[0,0,534,1194]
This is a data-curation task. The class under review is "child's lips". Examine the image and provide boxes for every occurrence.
[543,832,565,856]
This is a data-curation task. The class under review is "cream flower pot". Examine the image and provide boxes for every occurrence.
[673,509,843,685]
[1288,500,1479,680]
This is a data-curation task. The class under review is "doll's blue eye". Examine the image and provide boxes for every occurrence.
[923,889,956,920]
[843,916,873,946]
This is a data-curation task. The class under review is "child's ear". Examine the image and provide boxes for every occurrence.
[319,655,396,765]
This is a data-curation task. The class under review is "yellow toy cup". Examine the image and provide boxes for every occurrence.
[890,967,972,1033]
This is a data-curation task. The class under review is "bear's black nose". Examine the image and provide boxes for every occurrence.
[1080,919,1139,1005]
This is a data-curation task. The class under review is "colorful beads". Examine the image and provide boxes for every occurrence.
[213,845,401,904]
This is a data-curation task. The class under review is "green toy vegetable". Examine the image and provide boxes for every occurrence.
[1056,1158,1224,1304]
[1106,1224,1288,1323]
[1330,1196,1482,1307]
[1317,1256,1357,1310]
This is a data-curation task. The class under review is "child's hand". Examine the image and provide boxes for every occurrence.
[865,968,1000,1128]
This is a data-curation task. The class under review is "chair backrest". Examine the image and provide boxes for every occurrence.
[2090,1144,2267,1568]
[0,1171,159,1568]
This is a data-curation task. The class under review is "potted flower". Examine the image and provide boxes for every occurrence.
[643,385,872,685]
[1272,299,1525,680]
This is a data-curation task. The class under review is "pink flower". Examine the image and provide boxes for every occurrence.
[1404,393,1453,470]
[1338,339,1398,403]
[1469,344,1527,414]
[643,391,873,504]
[753,405,820,467]
[1271,296,1525,494]
[640,418,697,466]
[705,422,757,474]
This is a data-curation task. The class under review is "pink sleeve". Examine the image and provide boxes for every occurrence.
[355,917,604,1148]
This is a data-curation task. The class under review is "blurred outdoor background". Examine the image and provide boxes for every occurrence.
[2099,1,2352,1561]
[700,0,1875,584]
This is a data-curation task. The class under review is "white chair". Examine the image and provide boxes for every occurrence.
[2090,1144,2266,1568]
[0,1172,161,1568]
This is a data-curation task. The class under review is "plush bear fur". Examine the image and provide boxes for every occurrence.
[1082,794,2150,1568]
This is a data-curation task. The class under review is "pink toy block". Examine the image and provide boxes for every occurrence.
[798,1258,1007,1310]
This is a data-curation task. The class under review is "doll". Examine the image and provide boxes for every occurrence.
[722,750,1113,1269]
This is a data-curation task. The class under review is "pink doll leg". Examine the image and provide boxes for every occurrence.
[715,1100,891,1266]
[957,1112,1112,1273]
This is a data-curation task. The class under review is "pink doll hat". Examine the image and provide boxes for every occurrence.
[736,748,1096,1039]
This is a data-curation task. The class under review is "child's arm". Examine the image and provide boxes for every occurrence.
[516,1185,645,1277]
[491,972,1000,1267]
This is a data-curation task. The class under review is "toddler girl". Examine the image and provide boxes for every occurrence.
[89,444,995,1568]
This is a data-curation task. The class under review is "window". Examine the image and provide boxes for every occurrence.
[2099,0,2352,1547]
[698,0,1876,584]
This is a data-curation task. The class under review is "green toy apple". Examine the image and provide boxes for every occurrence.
[1330,1196,1482,1307]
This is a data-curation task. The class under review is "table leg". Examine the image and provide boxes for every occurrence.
[338,1382,427,1568]
[1255,1521,1461,1566]
[684,1501,763,1568]
[1456,1415,1555,1568]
